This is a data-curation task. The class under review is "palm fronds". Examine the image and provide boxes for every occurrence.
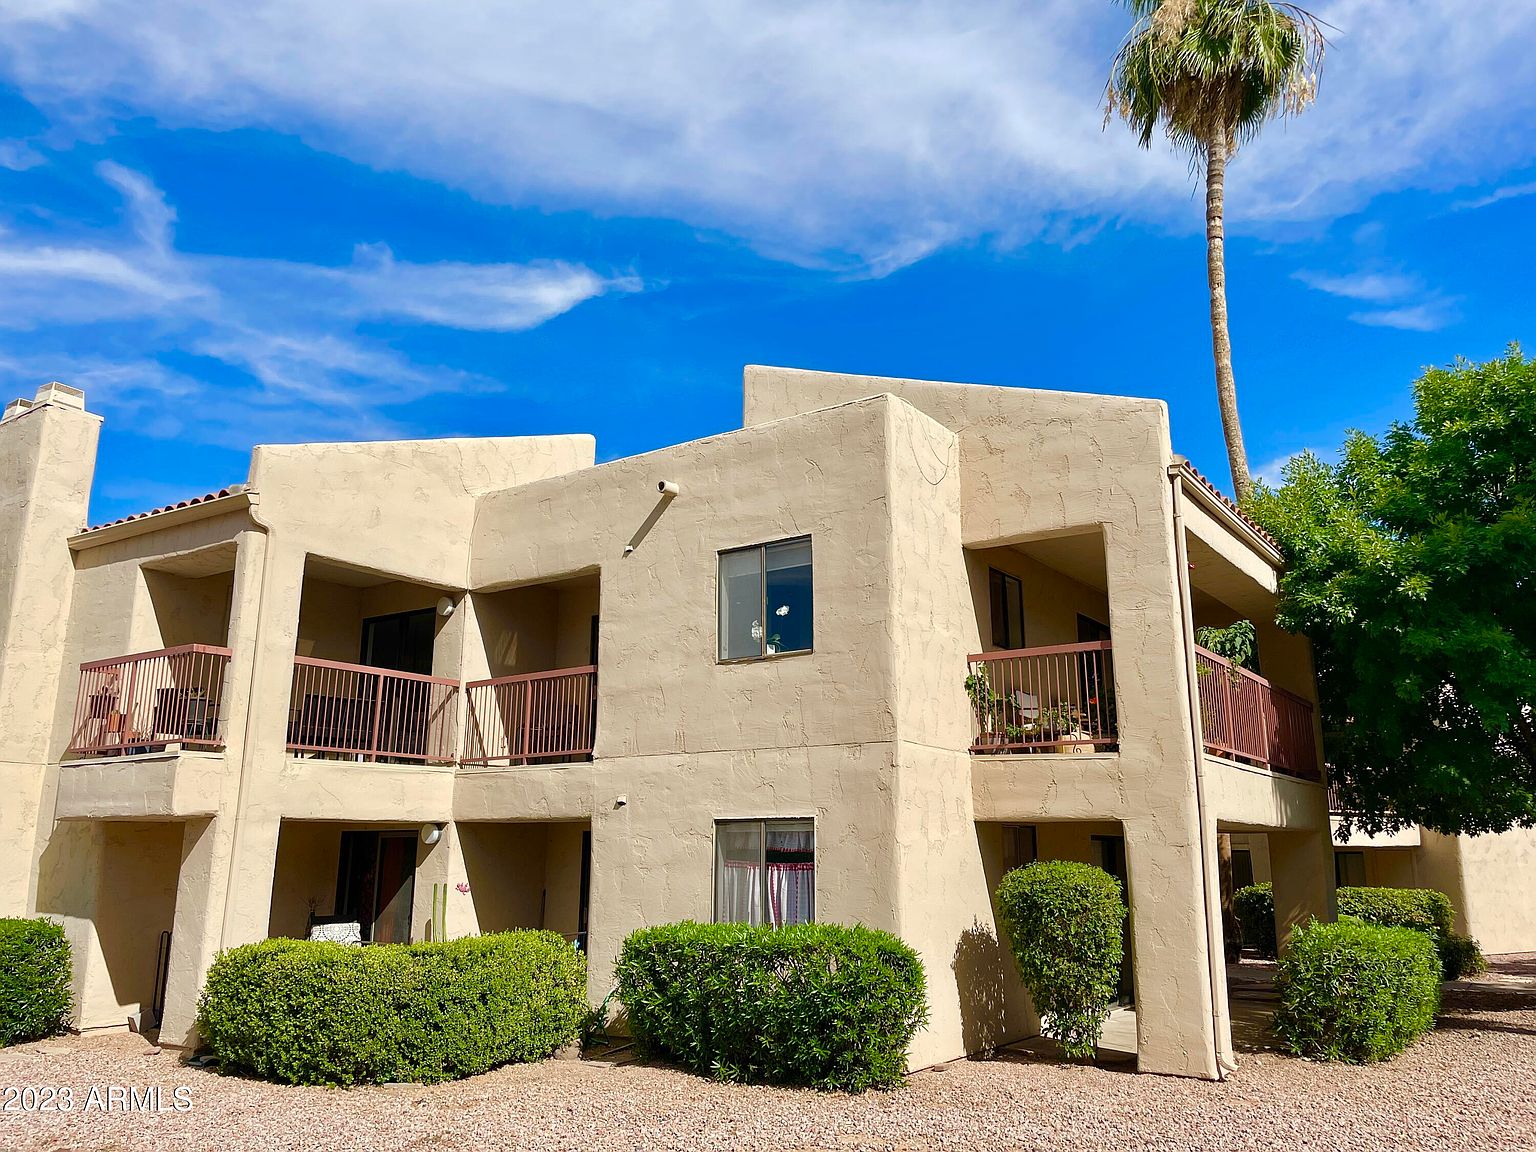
[1106,0,1327,160]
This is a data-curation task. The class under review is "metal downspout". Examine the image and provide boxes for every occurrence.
[1169,462,1239,1079]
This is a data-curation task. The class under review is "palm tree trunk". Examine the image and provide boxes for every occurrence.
[1204,125,1252,504]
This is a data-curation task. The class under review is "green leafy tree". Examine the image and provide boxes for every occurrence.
[1107,0,1325,502]
[1247,347,1536,834]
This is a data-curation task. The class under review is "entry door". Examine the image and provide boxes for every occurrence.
[372,833,418,944]
[337,830,418,943]
[1093,834,1134,1006]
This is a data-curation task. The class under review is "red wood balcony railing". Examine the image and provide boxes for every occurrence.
[66,644,233,758]
[966,641,1117,753]
[1195,645,1320,780]
[462,665,597,766]
[286,657,460,764]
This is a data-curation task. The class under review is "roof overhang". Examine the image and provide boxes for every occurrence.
[1172,460,1285,568]
[68,489,254,551]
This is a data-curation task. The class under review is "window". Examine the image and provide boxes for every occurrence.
[989,568,1024,650]
[1335,850,1367,887]
[714,819,815,926]
[718,537,813,661]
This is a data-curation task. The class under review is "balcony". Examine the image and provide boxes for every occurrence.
[966,641,1118,753]
[462,666,597,766]
[286,657,460,764]
[65,644,232,759]
[1194,645,1319,780]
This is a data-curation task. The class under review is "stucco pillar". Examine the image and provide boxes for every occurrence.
[0,393,101,915]
[1270,827,1335,952]
[157,817,219,1047]
[1122,817,1220,1077]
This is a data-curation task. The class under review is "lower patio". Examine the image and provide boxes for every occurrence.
[5,960,1531,1151]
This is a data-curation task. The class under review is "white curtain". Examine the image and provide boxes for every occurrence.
[717,860,763,925]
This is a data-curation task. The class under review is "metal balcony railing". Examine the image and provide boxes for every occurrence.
[1194,645,1319,779]
[462,665,597,766]
[66,644,233,758]
[966,641,1117,753]
[286,656,460,764]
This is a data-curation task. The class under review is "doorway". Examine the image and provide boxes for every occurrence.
[1093,833,1134,1006]
[361,608,435,675]
[336,830,418,943]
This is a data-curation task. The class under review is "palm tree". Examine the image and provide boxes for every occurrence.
[1107,0,1325,504]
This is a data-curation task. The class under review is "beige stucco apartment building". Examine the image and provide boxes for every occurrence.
[2,369,1355,1078]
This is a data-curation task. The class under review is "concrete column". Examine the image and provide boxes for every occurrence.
[1270,827,1335,951]
[157,817,219,1047]
[0,390,101,915]
[1123,816,1220,1077]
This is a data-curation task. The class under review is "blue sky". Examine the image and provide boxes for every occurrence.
[2,1,1534,524]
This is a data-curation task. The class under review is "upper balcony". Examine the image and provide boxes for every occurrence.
[284,561,599,768]
[62,546,238,761]
[962,525,1321,781]
[65,643,233,759]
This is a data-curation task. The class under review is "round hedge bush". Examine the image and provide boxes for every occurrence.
[1337,885,1484,979]
[197,931,587,1085]
[995,860,1126,1060]
[0,917,73,1047]
[616,921,927,1092]
[1273,919,1440,1063]
[1234,882,1277,959]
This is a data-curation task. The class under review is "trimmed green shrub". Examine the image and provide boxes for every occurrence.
[197,931,587,1085]
[1338,886,1484,979]
[1439,932,1488,980]
[1337,886,1454,938]
[616,921,927,1092]
[995,860,1125,1060]
[1234,882,1277,960]
[0,918,73,1047]
[1273,919,1440,1063]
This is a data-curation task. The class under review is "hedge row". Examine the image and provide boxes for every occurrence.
[995,860,1126,1060]
[0,918,73,1047]
[616,922,926,1092]
[1234,883,1485,978]
[1274,920,1440,1063]
[197,931,587,1085]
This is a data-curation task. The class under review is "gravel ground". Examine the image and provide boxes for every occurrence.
[3,966,1533,1152]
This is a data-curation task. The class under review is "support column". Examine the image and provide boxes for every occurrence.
[1123,817,1221,1078]
[1270,827,1335,951]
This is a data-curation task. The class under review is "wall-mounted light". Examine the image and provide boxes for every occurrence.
[657,480,680,497]
[436,596,456,618]
[420,822,443,845]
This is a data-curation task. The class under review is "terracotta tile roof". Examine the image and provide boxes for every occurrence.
[82,485,246,533]
[1178,462,1281,550]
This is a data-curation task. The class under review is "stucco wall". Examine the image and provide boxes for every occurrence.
[1451,826,1536,954]
[0,400,99,914]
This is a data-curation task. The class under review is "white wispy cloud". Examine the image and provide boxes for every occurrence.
[1347,303,1456,332]
[0,163,635,446]
[2,1,1534,268]
[1294,266,1457,332]
[1292,269,1420,304]
[1451,180,1536,212]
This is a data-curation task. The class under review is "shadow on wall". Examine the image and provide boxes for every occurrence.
[952,921,1016,1055]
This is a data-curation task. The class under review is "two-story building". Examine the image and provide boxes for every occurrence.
[0,368,1337,1078]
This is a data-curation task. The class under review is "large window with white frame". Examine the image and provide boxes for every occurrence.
[713,818,815,926]
[717,536,813,661]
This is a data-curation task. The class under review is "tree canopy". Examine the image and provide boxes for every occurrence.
[1247,347,1536,835]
